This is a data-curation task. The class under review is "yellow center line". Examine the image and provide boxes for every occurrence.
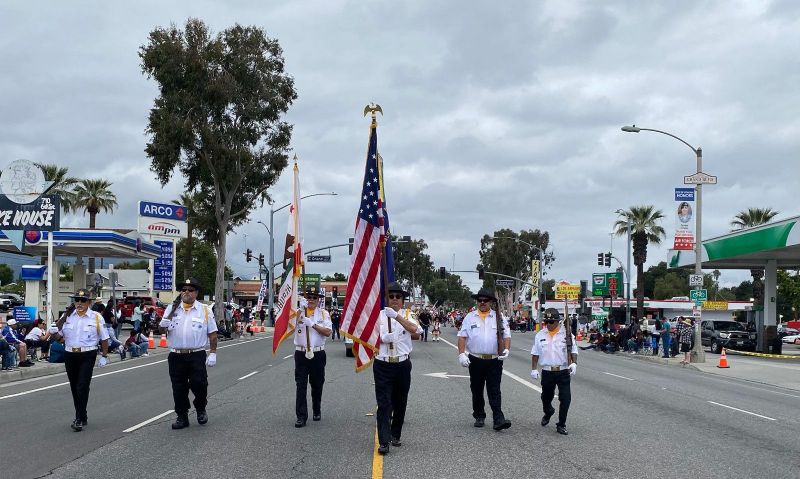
[371,423,383,479]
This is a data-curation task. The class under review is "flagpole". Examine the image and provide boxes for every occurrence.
[372,108,395,358]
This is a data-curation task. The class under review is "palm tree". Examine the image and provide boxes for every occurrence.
[35,163,78,213]
[614,206,666,322]
[173,191,200,280]
[72,179,118,273]
[731,207,779,305]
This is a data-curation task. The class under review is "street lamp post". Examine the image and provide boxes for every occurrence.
[621,125,705,363]
[258,192,337,326]
[614,209,632,326]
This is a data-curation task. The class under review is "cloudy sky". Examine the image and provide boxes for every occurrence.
[1,0,798,293]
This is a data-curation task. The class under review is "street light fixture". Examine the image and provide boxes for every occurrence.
[263,192,337,326]
[621,125,705,363]
[614,209,632,326]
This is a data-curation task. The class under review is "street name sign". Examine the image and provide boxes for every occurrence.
[689,288,708,302]
[306,255,331,263]
[683,172,717,185]
[689,274,704,286]
[495,278,515,287]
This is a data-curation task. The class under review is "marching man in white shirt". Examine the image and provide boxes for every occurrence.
[374,282,422,455]
[294,288,332,428]
[49,289,110,432]
[457,287,512,431]
[159,278,218,430]
[531,308,579,435]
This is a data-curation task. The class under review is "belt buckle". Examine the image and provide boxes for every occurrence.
[388,356,399,363]
[480,354,493,360]
[552,366,560,371]
[71,348,81,352]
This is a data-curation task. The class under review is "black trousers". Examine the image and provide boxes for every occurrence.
[467,355,505,424]
[331,323,340,340]
[64,350,97,422]
[421,325,429,341]
[541,370,572,427]
[295,350,326,421]
[373,359,412,445]
[168,351,208,417]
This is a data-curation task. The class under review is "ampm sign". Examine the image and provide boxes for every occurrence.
[674,188,695,201]
[138,201,187,222]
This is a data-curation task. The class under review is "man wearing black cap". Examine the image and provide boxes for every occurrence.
[293,287,332,428]
[48,289,110,431]
[530,308,578,435]
[159,278,218,430]
[457,287,512,431]
[374,281,423,454]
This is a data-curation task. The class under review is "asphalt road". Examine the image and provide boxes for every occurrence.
[2,328,799,479]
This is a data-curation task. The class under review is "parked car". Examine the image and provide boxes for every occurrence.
[781,333,800,345]
[777,325,799,339]
[118,296,166,321]
[0,293,24,310]
[701,320,756,353]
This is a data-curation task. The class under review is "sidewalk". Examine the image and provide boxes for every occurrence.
[0,327,275,386]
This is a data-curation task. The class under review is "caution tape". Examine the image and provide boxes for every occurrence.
[724,348,800,359]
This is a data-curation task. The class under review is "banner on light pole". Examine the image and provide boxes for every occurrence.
[673,188,695,250]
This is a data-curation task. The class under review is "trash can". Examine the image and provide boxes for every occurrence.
[764,326,781,354]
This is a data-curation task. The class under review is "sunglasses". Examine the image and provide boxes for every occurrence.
[181,288,197,293]
[544,319,558,324]
[387,294,404,300]
[74,298,90,303]
[476,298,492,303]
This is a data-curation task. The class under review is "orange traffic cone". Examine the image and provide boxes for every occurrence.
[159,333,167,348]
[148,332,155,349]
[251,321,258,333]
[576,331,583,341]
[260,324,265,333]
[717,348,730,368]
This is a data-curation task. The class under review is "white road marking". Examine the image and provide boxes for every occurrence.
[424,372,470,379]
[603,372,635,381]
[123,409,174,432]
[0,336,272,401]
[238,371,259,380]
[283,354,294,360]
[439,337,542,392]
[707,401,776,421]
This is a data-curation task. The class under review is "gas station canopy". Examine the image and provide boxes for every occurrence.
[0,228,161,260]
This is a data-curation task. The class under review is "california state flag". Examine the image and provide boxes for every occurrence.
[272,160,302,354]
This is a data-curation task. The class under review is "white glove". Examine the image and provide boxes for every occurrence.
[159,319,173,328]
[498,348,510,360]
[206,352,217,367]
[48,325,60,334]
[299,297,309,309]
[383,307,398,319]
[458,352,471,367]
[530,369,540,380]
[381,331,398,343]
[569,363,577,376]
[98,356,108,367]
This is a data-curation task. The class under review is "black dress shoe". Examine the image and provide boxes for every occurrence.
[294,419,306,428]
[312,413,321,421]
[556,425,568,435]
[70,418,83,432]
[473,418,485,427]
[391,437,402,447]
[171,417,190,430]
[377,444,389,455]
[541,407,555,426]
[197,410,208,425]
[493,419,511,431]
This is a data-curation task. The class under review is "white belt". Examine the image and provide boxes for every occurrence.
[469,353,498,360]
[67,346,98,352]
[295,345,325,352]
[541,365,567,371]
[376,354,409,363]
[170,348,204,354]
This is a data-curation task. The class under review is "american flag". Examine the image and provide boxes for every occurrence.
[341,120,385,371]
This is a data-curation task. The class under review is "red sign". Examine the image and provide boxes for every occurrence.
[673,234,694,250]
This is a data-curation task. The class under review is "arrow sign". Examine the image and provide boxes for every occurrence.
[424,372,470,379]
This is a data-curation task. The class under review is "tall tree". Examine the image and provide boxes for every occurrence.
[141,19,297,320]
[614,206,665,322]
[72,178,118,273]
[173,191,202,280]
[731,207,779,306]
[477,228,554,293]
[425,273,473,309]
[0,264,13,286]
[176,238,234,297]
[392,236,434,297]
[35,163,78,212]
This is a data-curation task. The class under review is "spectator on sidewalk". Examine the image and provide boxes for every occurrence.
[1,329,16,370]
[24,321,51,361]
[122,330,149,359]
[49,336,66,363]
[678,317,694,365]
[661,318,672,358]
[132,301,143,333]
[2,318,34,367]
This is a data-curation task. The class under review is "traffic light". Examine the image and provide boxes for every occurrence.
[604,252,611,267]
[597,253,603,266]
[477,266,485,280]
[439,266,447,279]
[246,248,253,263]
[348,237,354,255]
[258,254,265,267]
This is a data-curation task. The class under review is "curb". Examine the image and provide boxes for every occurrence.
[612,350,702,371]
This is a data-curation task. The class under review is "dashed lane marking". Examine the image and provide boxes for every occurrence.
[238,371,259,380]
[707,400,776,421]
[123,410,174,432]
[603,372,635,381]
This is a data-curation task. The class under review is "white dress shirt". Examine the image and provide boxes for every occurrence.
[163,301,218,350]
[531,327,579,368]
[25,326,44,341]
[62,310,110,349]
[294,308,332,348]
[376,309,420,359]
[458,309,510,355]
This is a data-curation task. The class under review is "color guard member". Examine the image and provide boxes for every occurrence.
[294,288,332,428]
